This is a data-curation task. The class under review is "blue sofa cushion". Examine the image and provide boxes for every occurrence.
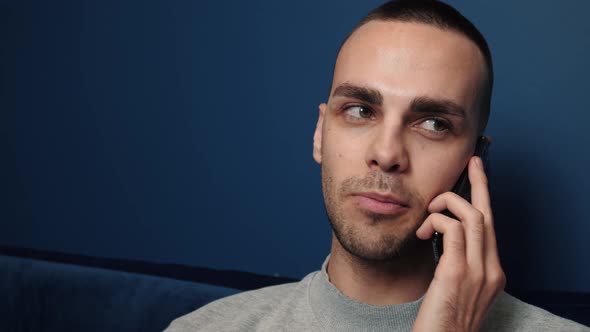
[0,255,240,332]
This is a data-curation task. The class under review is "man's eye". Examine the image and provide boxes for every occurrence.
[343,105,374,120]
[419,118,450,132]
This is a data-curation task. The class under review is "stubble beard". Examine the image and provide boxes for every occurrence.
[321,165,427,262]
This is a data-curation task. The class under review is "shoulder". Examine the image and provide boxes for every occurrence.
[483,291,589,331]
[164,272,318,332]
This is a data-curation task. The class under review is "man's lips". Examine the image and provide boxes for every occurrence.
[350,192,409,215]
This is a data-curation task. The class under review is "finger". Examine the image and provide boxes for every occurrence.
[428,191,485,248]
[428,192,485,269]
[428,191,474,220]
[468,156,501,264]
[468,156,492,221]
[417,213,466,265]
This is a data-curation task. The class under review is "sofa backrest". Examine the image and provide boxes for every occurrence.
[0,255,240,332]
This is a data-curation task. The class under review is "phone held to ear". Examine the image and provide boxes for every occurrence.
[432,136,490,265]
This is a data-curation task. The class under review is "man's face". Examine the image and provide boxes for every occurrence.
[313,21,486,261]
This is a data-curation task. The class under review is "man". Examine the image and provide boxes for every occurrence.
[166,1,588,331]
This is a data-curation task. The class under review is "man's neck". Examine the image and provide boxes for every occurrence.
[326,236,435,306]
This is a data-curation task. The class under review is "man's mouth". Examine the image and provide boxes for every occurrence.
[350,192,410,215]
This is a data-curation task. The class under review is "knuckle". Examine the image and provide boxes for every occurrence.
[442,191,460,201]
[488,269,507,289]
[440,265,466,282]
[426,213,443,226]
[447,238,465,253]
[430,213,444,223]
[469,209,485,223]
[464,210,485,233]
[467,216,484,231]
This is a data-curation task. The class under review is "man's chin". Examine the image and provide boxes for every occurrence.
[327,204,429,261]
[334,228,423,262]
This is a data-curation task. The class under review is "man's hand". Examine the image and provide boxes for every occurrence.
[413,156,506,332]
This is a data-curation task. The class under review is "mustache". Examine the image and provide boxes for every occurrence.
[340,171,422,205]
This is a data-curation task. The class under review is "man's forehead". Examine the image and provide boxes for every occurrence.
[336,20,485,72]
[331,20,486,112]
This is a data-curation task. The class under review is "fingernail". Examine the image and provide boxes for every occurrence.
[474,157,483,169]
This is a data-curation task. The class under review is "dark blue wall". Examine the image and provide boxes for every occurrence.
[2,0,589,292]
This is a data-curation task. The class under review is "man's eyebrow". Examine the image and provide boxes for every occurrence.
[410,97,467,118]
[331,83,383,106]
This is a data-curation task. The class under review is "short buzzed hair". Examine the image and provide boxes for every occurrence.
[338,0,493,132]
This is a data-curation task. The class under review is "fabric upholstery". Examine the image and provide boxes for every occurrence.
[0,255,239,332]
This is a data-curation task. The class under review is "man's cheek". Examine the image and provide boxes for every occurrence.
[324,149,356,174]
[421,177,455,206]
[332,143,366,167]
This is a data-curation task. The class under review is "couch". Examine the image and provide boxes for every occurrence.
[1,245,588,331]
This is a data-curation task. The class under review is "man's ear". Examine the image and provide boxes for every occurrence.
[313,103,326,164]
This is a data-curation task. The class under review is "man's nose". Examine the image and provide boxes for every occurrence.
[365,124,409,173]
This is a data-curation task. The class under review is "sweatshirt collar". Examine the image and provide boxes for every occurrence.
[308,255,423,332]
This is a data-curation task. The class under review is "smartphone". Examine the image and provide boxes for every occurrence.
[432,136,490,265]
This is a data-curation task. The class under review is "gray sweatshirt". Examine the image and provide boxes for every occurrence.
[165,258,588,331]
